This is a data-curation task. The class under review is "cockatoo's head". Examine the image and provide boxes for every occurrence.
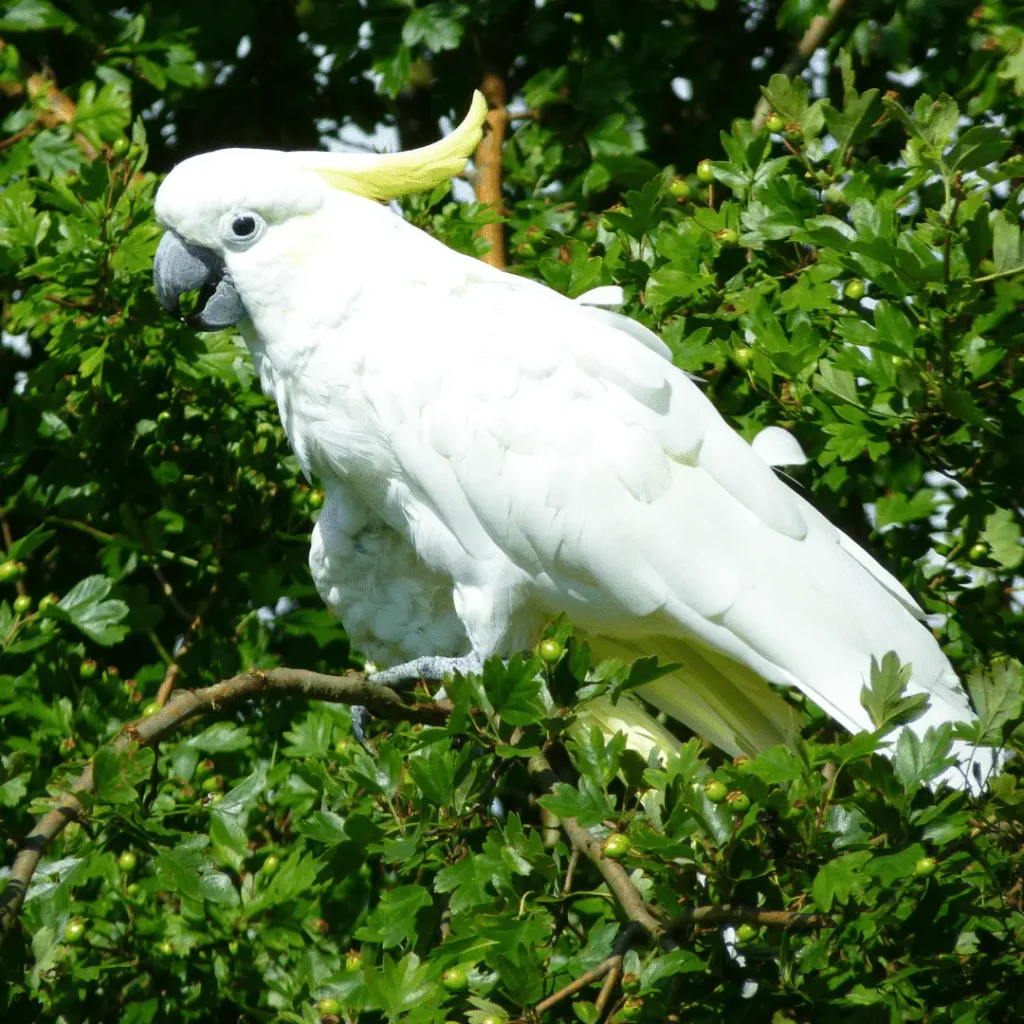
[153,92,487,331]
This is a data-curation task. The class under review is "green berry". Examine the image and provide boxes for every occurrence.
[158,939,174,955]
[201,774,224,793]
[785,123,803,142]
[118,850,138,872]
[334,739,351,755]
[538,637,563,665]
[602,833,631,860]
[64,918,87,944]
[141,702,162,718]
[308,489,325,511]
[262,853,280,875]
[726,791,751,814]
[228,939,240,955]
[112,137,130,158]
[765,112,785,133]
[441,966,469,993]
[317,997,342,1015]
[345,949,363,972]
[38,593,59,612]
[696,159,715,184]
[733,346,754,369]
[80,659,98,680]
[619,997,644,1021]
[915,856,938,878]
[126,882,141,897]
[0,560,24,584]
[715,227,738,246]
[668,177,690,199]
[969,543,989,565]
[704,779,728,803]
[579,219,598,243]
[735,923,757,943]
[13,593,31,615]
[844,279,866,300]
[621,972,641,995]
[206,791,224,805]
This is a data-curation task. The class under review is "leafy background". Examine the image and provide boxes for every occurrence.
[2,0,1024,1021]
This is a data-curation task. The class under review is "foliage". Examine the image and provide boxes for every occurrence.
[3,1,1024,1022]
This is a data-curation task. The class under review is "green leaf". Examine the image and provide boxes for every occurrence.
[811,851,873,911]
[859,652,929,732]
[402,5,466,51]
[93,745,154,804]
[0,0,74,31]
[57,575,129,646]
[355,885,432,948]
[537,778,615,827]
[981,508,1023,569]
[966,660,1024,743]
[947,126,1010,173]
[892,725,953,790]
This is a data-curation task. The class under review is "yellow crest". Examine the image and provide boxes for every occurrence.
[299,91,487,201]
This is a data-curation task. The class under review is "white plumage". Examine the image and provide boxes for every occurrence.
[153,114,992,788]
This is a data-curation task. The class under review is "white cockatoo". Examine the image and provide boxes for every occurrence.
[153,93,993,787]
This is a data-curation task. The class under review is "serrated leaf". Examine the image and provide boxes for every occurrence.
[355,885,432,948]
[811,850,872,911]
[58,575,129,646]
[981,508,1023,569]
[967,660,1024,743]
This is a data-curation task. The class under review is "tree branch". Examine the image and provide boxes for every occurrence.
[527,750,828,951]
[751,0,852,132]
[535,954,622,1013]
[474,72,508,269]
[0,667,450,946]
[528,751,663,935]
[666,904,828,931]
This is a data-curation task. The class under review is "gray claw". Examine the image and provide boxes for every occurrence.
[368,653,484,689]
[353,653,484,748]
[351,705,373,748]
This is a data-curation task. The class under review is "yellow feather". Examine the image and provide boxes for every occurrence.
[298,91,487,200]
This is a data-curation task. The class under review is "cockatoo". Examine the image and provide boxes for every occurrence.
[153,92,993,788]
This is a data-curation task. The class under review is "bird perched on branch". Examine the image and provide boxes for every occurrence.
[153,92,993,788]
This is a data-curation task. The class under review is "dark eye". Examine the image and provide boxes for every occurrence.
[232,215,257,238]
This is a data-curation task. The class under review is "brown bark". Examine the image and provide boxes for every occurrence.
[474,73,509,269]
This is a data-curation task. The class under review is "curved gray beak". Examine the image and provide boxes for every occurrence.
[153,231,246,332]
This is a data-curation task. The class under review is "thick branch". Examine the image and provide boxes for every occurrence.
[527,750,828,948]
[528,751,663,935]
[751,0,852,132]
[474,72,508,269]
[0,667,450,945]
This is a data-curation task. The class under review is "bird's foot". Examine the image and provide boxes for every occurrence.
[368,653,484,689]
[351,653,485,747]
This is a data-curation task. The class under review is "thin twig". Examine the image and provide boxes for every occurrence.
[0,505,27,598]
[535,954,622,1013]
[0,667,450,945]
[155,585,216,707]
[593,955,622,1017]
[561,847,580,897]
[751,0,852,132]
[666,904,828,930]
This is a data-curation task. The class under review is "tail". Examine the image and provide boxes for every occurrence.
[578,637,1002,793]
[579,636,799,760]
